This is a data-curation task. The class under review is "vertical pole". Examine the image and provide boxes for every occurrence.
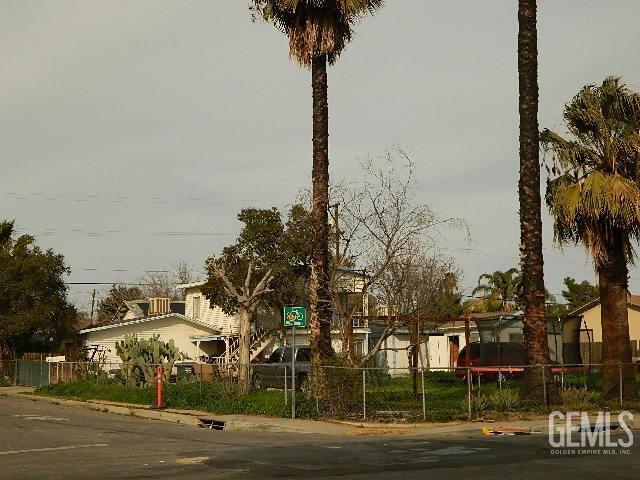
[465,319,472,421]
[333,203,340,265]
[421,367,426,420]
[619,362,623,407]
[498,368,503,391]
[291,326,296,420]
[542,365,547,409]
[561,365,564,392]
[39,354,43,388]
[362,368,367,420]
[284,365,288,407]
[90,289,96,325]
[156,365,163,408]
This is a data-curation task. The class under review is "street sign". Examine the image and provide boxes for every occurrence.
[283,306,307,328]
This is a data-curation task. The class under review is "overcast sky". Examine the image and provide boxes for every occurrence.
[2,1,640,311]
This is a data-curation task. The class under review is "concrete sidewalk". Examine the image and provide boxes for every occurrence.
[0,386,550,436]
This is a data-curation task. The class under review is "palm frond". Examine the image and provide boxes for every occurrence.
[250,0,383,67]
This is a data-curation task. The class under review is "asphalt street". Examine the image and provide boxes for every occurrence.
[0,394,637,479]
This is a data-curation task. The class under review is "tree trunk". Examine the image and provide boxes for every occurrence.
[598,235,637,400]
[309,54,333,366]
[518,0,554,403]
[238,307,252,395]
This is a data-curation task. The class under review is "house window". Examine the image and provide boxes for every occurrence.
[355,340,364,356]
[193,296,201,319]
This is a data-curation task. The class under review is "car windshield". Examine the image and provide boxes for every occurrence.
[268,348,283,363]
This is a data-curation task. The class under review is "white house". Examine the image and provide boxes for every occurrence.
[80,265,377,367]
[80,313,222,365]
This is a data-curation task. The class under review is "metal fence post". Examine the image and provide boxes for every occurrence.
[541,365,548,409]
[284,366,288,407]
[466,365,472,421]
[362,368,367,421]
[619,362,623,407]
[421,367,426,420]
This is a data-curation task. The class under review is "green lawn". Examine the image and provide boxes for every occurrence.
[34,370,640,422]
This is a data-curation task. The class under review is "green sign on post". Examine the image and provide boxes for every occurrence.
[283,306,306,420]
[283,306,307,327]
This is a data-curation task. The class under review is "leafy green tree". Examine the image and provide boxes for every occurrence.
[96,284,143,324]
[0,220,77,358]
[472,268,521,312]
[562,277,599,312]
[544,76,640,400]
[250,0,384,365]
[203,206,313,393]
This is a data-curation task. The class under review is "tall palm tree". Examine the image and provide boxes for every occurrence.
[250,1,383,364]
[544,77,640,400]
[472,268,521,312]
[517,0,552,378]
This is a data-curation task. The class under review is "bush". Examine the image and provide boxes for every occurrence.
[560,387,597,411]
[467,393,490,416]
[489,389,521,411]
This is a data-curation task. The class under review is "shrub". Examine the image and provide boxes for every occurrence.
[560,387,597,411]
[467,393,490,416]
[489,389,521,411]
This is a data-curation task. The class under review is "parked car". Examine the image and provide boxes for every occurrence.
[252,346,311,390]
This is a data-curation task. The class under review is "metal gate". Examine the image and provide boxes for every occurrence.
[17,359,50,387]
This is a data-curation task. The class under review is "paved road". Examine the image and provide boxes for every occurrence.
[0,395,637,479]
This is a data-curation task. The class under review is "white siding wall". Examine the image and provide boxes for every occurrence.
[184,287,240,335]
[386,334,467,374]
[83,316,217,364]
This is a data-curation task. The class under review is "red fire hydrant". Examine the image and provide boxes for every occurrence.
[156,365,164,409]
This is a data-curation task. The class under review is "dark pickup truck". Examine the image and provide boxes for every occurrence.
[252,346,311,390]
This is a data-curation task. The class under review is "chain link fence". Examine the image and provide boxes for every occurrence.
[1,359,18,386]
[5,359,639,421]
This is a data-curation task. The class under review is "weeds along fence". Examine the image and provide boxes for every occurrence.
[9,360,640,421]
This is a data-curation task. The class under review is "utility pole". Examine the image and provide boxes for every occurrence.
[90,289,96,325]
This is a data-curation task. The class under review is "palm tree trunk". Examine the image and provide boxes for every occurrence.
[598,234,637,400]
[518,0,553,402]
[310,54,333,366]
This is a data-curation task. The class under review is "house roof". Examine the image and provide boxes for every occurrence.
[177,281,206,290]
[79,313,220,335]
[568,295,640,316]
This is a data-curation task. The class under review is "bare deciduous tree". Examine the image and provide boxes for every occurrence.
[209,259,274,394]
[330,149,465,365]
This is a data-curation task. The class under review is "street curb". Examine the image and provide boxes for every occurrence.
[6,393,203,428]
[3,392,340,433]
[1,389,554,436]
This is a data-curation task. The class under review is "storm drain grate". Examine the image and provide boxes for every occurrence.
[198,418,225,430]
